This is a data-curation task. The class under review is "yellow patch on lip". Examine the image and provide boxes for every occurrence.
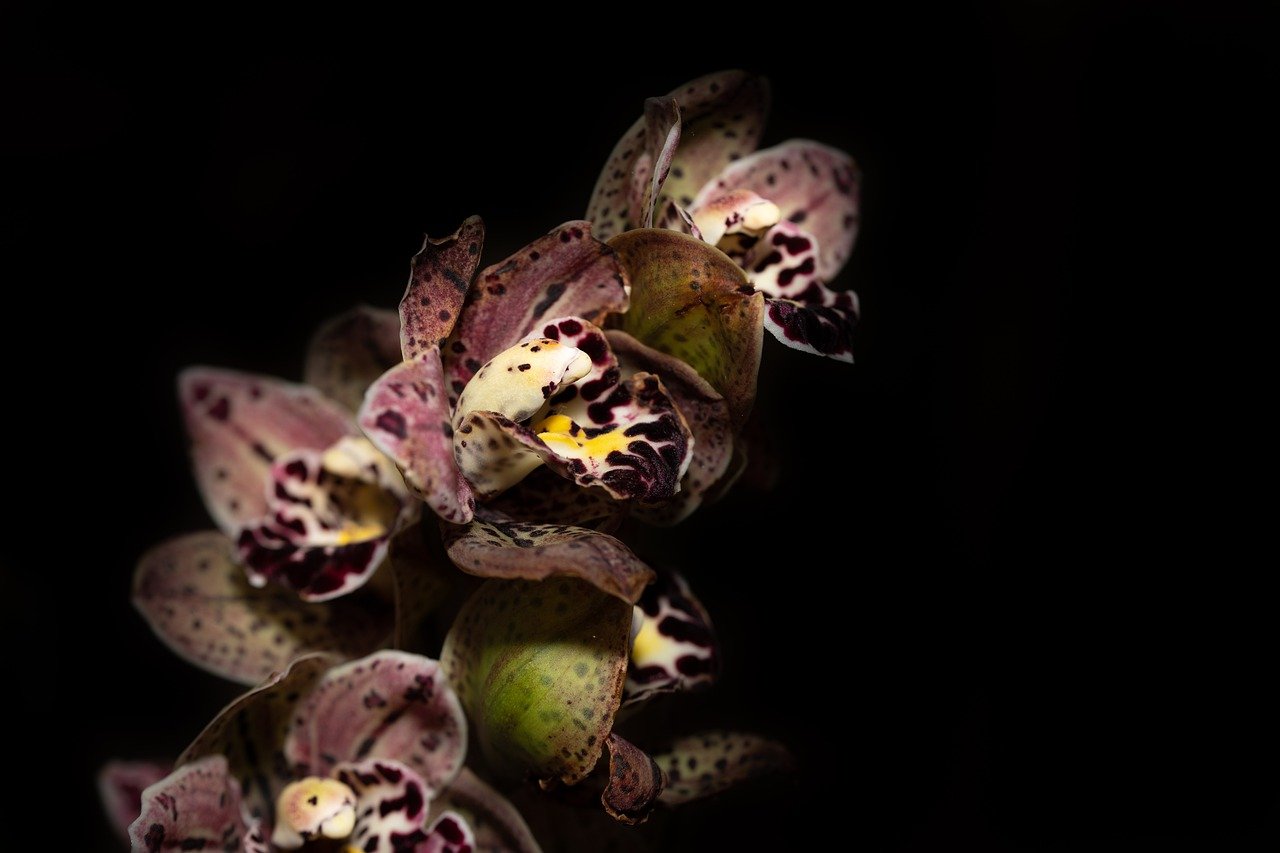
[631,613,666,663]
[534,413,633,462]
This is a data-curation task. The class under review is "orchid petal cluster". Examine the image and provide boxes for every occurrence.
[106,68,860,851]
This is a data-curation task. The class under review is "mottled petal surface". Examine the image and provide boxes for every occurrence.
[443,517,654,604]
[178,653,336,823]
[637,97,681,229]
[692,139,860,280]
[441,221,628,408]
[180,367,355,535]
[441,579,632,785]
[428,767,543,853]
[602,734,665,825]
[401,216,487,360]
[762,295,858,362]
[333,759,474,853]
[304,306,402,412]
[653,732,793,805]
[360,352,476,524]
[283,650,466,797]
[607,331,733,525]
[624,570,718,706]
[99,760,170,841]
[738,220,823,299]
[128,756,263,853]
[609,229,764,430]
[483,467,625,529]
[134,531,390,684]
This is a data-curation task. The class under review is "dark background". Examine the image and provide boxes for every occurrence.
[9,2,1273,849]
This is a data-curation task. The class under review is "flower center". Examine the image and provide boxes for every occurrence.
[316,436,405,546]
[270,776,358,849]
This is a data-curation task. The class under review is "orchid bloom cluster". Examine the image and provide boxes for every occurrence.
[103,70,861,852]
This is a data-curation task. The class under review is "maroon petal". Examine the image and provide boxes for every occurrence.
[98,760,170,842]
[178,653,337,823]
[134,531,391,684]
[305,306,403,412]
[624,569,719,706]
[401,216,487,361]
[693,139,860,281]
[360,352,476,524]
[128,756,265,853]
[331,759,475,853]
[283,650,467,797]
[180,367,356,536]
[428,767,542,853]
[602,734,666,825]
[483,466,627,529]
[441,221,629,409]
[653,732,794,805]
[763,295,858,362]
[443,517,655,604]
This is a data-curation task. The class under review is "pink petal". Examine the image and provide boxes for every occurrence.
[634,97,681,229]
[304,306,402,412]
[128,756,266,853]
[98,760,170,842]
[401,216,487,361]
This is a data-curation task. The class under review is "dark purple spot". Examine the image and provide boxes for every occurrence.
[375,411,407,439]
[208,397,230,421]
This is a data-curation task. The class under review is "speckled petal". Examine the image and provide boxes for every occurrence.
[624,570,718,706]
[483,467,626,530]
[441,221,629,408]
[692,139,860,280]
[762,295,858,362]
[601,734,666,825]
[98,760,170,841]
[178,653,336,823]
[609,229,764,431]
[129,756,265,853]
[133,531,391,684]
[653,732,793,805]
[283,650,466,797]
[360,352,476,524]
[656,200,701,239]
[401,216,487,361]
[443,517,654,604]
[428,767,543,853]
[452,410,550,499]
[738,220,822,299]
[452,336,592,430]
[304,306,402,412]
[635,97,681,230]
[180,367,356,535]
[333,759,475,853]
[441,579,632,785]
[607,330,733,525]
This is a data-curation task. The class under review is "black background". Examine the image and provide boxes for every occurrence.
[10,3,1274,850]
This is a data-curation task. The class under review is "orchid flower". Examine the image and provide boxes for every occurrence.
[355,217,701,529]
[112,650,541,852]
[588,69,862,362]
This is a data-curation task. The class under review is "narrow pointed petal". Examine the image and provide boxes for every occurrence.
[333,759,476,853]
[441,222,628,408]
[601,734,666,825]
[609,229,764,431]
[180,367,355,535]
[653,733,794,805]
[624,570,718,706]
[443,517,654,604]
[178,653,337,823]
[692,140,860,280]
[429,767,543,853]
[360,352,475,523]
[129,756,267,853]
[607,331,733,525]
[401,216,487,361]
[134,531,391,684]
[283,650,467,797]
[441,579,632,785]
[304,306,402,412]
[636,97,682,229]
[98,760,169,841]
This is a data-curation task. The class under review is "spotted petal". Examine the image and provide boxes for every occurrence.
[609,229,764,430]
[129,756,267,853]
[401,216,487,361]
[602,734,666,825]
[178,653,336,822]
[304,306,402,412]
[624,569,718,706]
[180,367,355,535]
[98,760,170,841]
[333,759,476,853]
[443,517,654,604]
[607,330,734,525]
[428,767,542,853]
[692,139,860,281]
[634,97,681,230]
[134,531,391,684]
[653,732,793,805]
[283,650,467,797]
[360,352,476,524]
[441,221,629,408]
[441,579,632,785]
[762,294,858,362]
